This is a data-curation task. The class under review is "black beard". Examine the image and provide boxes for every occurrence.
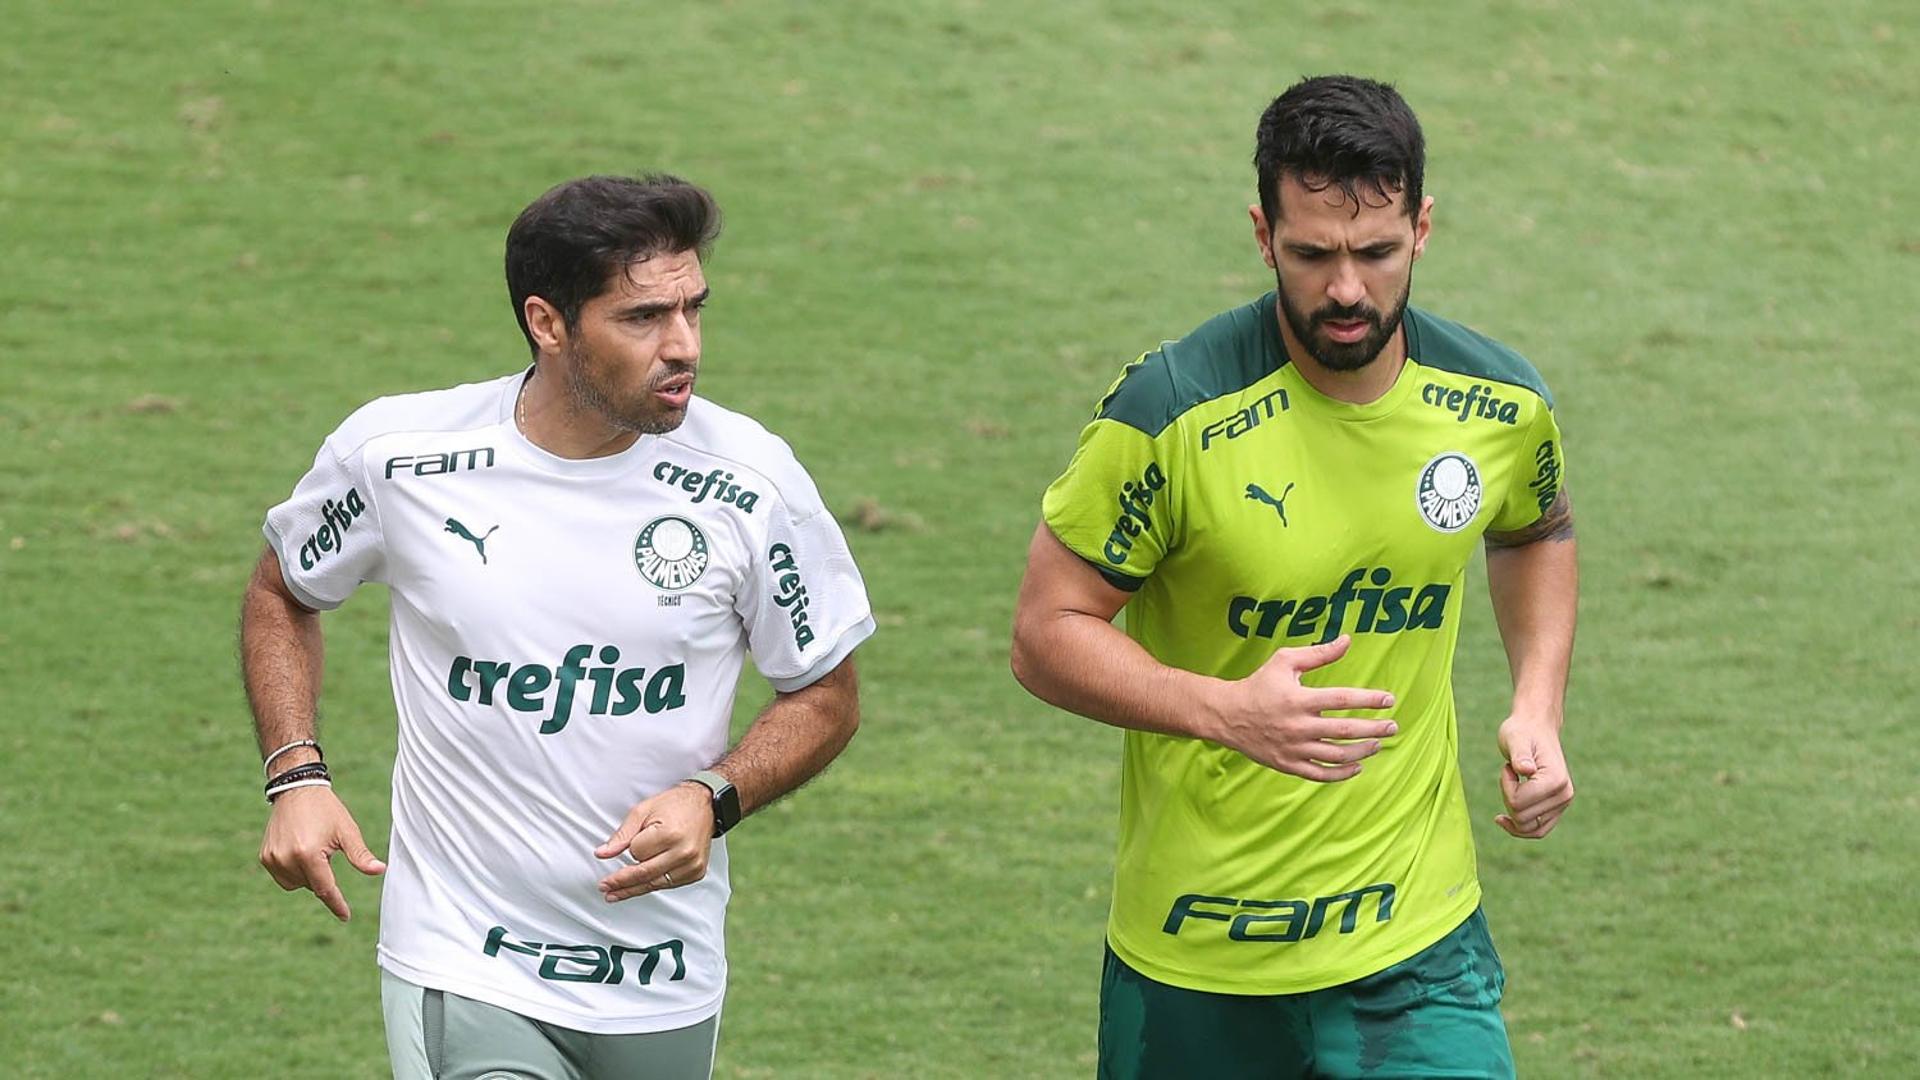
[562,341,691,436]
[1274,269,1412,372]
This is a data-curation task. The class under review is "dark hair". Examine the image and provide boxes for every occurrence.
[1254,75,1425,223]
[504,174,722,355]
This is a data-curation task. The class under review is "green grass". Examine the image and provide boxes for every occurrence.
[3,1,1916,1076]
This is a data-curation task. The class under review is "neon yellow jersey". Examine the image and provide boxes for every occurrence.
[1042,294,1565,994]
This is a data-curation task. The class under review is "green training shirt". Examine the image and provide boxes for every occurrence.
[1042,293,1565,994]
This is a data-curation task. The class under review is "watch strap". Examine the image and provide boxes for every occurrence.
[687,770,731,797]
[686,770,742,836]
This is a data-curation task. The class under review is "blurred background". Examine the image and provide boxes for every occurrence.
[1,1,1914,1075]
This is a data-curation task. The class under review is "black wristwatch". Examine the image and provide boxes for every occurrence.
[686,770,742,837]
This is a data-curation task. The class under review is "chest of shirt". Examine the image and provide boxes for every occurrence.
[1167,382,1524,607]
[364,444,766,661]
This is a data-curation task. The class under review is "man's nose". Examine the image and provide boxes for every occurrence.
[661,311,700,359]
[1326,262,1367,308]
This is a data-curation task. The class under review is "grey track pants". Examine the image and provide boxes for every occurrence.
[382,970,719,1080]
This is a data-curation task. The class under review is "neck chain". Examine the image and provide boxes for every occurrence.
[517,369,533,433]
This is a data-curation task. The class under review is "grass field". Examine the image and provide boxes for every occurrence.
[2,1,1916,1076]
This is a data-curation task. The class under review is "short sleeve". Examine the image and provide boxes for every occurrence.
[262,438,386,611]
[1488,400,1566,534]
[1041,418,1176,591]
[737,483,875,693]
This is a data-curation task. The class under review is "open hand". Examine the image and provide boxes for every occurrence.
[1213,635,1398,782]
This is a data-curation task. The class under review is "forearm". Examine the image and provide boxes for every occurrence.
[712,658,860,817]
[1484,531,1578,723]
[1011,607,1227,741]
[240,548,326,771]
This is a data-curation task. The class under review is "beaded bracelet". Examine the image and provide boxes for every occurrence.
[265,762,332,803]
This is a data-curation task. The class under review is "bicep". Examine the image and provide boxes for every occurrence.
[1015,522,1133,626]
[1484,488,1575,551]
[770,653,859,717]
[247,545,319,614]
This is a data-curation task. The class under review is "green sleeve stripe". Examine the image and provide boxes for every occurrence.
[1093,561,1147,592]
[1095,294,1289,436]
[1404,307,1554,409]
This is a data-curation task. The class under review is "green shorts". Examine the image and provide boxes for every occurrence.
[1098,907,1513,1080]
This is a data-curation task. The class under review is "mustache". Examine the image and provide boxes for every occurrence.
[648,362,698,387]
[1312,302,1381,326]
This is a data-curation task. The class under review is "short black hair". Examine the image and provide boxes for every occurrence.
[504,174,722,355]
[1254,75,1425,223]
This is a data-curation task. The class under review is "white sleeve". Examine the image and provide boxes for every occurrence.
[261,436,386,611]
[737,486,875,693]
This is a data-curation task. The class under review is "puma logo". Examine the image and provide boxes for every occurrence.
[1244,482,1295,527]
[444,517,499,564]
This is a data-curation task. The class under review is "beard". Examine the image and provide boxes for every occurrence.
[561,339,694,436]
[1274,267,1412,372]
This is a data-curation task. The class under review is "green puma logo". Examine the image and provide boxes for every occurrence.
[444,517,499,563]
[1245,482,1295,527]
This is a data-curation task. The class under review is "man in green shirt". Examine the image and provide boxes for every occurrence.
[1011,75,1578,1078]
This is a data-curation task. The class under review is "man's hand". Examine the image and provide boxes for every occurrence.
[259,786,386,921]
[1211,635,1399,782]
[1495,715,1575,838]
[594,783,714,902]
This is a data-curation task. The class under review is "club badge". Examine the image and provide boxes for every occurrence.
[634,516,710,590]
[1416,452,1482,533]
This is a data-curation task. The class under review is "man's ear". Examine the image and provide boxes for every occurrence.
[1411,195,1435,260]
[1250,204,1278,269]
[524,296,568,354]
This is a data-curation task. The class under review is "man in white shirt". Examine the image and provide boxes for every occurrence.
[242,175,874,1079]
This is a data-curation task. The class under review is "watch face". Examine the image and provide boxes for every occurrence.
[713,783,742,836]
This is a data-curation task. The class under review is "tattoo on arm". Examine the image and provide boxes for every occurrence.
[1485,489,1575,549]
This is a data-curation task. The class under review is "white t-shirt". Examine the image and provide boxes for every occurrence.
[263,370,875,1034]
